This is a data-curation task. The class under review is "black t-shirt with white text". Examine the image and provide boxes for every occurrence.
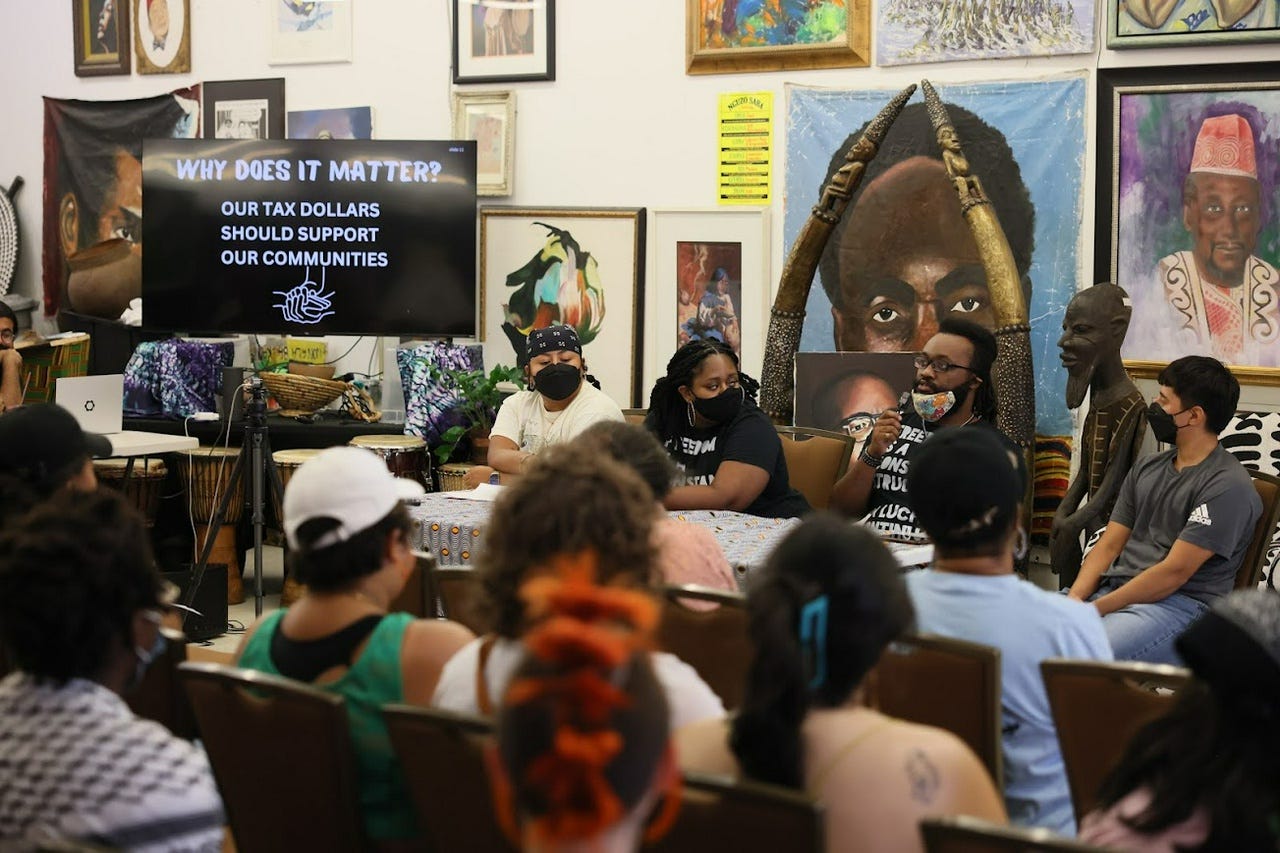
[659,402,810,519]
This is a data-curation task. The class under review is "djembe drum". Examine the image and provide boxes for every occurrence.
[436,462,475,492]
[93,458,167,527]
[349,434,432,491]
[272,447,322,607]
[177,446,245,605]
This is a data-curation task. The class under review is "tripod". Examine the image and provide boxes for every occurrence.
[184,376,284,622]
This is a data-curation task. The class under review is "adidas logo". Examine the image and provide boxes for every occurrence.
[1188,504,1212,526]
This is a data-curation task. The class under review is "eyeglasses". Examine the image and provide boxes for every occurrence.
[838,412,877,441]
[913,353,974,374]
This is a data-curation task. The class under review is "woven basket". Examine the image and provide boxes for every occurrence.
[259,371,348,415]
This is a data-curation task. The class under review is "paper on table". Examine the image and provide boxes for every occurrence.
[441,483,504,502]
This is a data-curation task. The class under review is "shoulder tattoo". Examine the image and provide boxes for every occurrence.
[906,749,940,805]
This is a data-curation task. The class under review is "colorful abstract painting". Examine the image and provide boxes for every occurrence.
[698,0,848,48]
[785,75,1087,436]
[878,0,1094,64]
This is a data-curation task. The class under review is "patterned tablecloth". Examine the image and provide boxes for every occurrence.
[408,492,800,581]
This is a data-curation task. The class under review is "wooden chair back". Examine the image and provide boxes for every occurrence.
[1240,470,1280,589]
[178,662,369,853]
[920,815,1110,852]
[775,426,855,511]
[126,627,197,739]
[390,550,436,617]
[868,634,1003,788]
[655,584,750,710]
[1040,658,1189,823]
[622,407,648,425]
[433,565,487,635]
[652,771,824,853]
[383,705,514,853]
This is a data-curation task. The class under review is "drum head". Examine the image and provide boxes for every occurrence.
[272,448,323,466]
[350,434,425,450]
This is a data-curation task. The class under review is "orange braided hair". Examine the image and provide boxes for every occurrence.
[490,550,679,846]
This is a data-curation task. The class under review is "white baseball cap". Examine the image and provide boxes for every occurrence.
[283,446,424,550]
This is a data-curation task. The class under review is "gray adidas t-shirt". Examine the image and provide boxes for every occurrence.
[1104,445,1261,602]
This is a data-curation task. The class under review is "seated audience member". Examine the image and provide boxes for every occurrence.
[0,301,22,412]
[577,420,738,599]
[465,324,623,487]
[644,339,809,518]
[488,562,681,852]
[678,515,1007,852]
[829,318,1020,541]
[235,446,474,846]
[0,403,108,508]
[433,446,726,728]
[904,427,1112,834]
[1068,356,1261,664]
[0,490,225,850]
[1080,589,1280,851]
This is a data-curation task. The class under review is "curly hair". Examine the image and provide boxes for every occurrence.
[0,490,163,683]
[576,421,678,500]
[730,514,914,789]
[643,339,760,440]
[479,445,659,638]
[286,503,414,593]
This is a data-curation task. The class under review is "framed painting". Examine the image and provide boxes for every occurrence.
[287,106,374,139]
[453,0,555,84]
[480,207,645,406]
[452,91,515,197]
[268,0,353,64]
[878,0,1092,64]
[1097,64,1280,385]
[73,0,131,77]
[644,208,769,394]
[1107,0,1280,48]
[134,0,191,74]
[202,78,286,140]
[686,0,869,74]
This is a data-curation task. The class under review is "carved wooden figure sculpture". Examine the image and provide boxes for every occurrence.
[1050,283,1148,586]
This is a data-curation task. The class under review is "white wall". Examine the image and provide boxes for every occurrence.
[1,0,1277,394]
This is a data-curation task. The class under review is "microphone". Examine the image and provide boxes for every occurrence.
[896,390,912,415]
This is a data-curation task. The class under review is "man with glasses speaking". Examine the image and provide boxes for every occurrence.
[0,302,22,413]
[830,318,1022,544]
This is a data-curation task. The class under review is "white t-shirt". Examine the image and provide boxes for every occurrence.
[432,636,726,730]
[490,384,623,454]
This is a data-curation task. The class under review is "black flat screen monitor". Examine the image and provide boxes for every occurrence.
[142,138,477,336]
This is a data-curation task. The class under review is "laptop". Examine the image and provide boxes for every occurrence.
[56,374,124,436]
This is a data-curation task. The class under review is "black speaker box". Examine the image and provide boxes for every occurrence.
[163,564,229,643]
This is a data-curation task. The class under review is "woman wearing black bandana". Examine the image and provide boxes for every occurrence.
[645,340,809,518]
[467,325,624,487]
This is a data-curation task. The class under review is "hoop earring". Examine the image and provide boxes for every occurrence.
[686,400,696,428]
[1014,527,1028,562]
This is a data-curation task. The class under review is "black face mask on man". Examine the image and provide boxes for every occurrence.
[534,363,583,401]
[692,386,745,424]
[1147,402,1190,444]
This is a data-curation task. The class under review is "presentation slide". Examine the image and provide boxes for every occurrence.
[143,138,477,336]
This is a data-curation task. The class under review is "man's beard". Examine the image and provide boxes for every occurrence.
[1064,358,1099,410]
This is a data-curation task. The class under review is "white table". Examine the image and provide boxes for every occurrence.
[104,431,199,457]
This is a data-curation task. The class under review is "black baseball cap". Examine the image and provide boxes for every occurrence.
[907,426,1021,547]
[0,403,113,487]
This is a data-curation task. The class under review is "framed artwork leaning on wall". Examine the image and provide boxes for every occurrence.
[1097,63,1280,385]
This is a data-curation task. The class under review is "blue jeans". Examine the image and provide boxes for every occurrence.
[1089,579,1209,665]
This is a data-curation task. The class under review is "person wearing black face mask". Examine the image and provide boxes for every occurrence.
[467,324,625,488]
[1068,355,1261,666]
[644,339,808,518]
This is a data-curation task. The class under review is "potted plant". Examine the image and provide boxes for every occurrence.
[427,363,524,466]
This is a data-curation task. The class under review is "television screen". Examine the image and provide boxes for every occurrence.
[142,138,477,336]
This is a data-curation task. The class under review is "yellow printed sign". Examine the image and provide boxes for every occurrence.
[718,91,772,205]
[287,337,328,365]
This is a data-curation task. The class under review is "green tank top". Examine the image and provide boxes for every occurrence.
[238,609,418,841]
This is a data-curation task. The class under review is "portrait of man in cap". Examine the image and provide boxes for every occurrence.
[1155,113,1280,366]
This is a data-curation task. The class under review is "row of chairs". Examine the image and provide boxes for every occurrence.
[178,660,1115,852]
[428,567,1191,825]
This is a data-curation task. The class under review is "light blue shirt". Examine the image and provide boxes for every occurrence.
[904,570,1113,835]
